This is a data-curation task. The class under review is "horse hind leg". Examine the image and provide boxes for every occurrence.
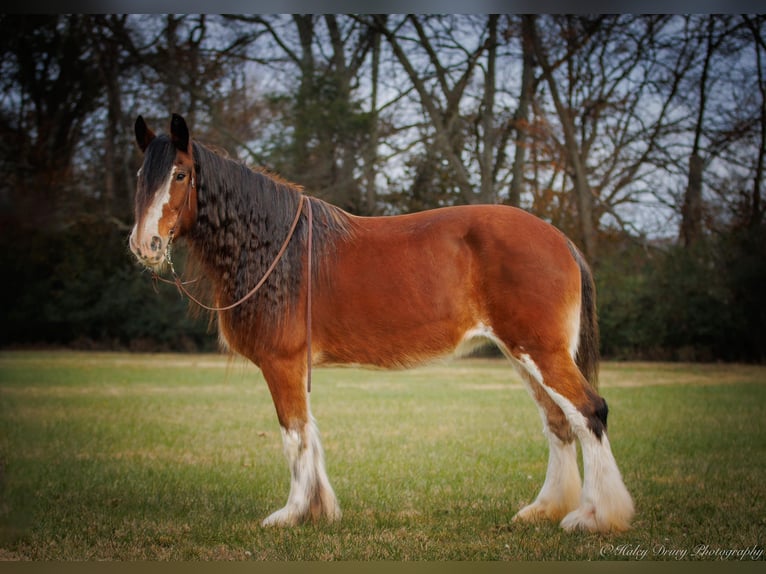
[513,376,582,524]
[514,350,634,533]
[468,326,581,524]
[259,358,341,527]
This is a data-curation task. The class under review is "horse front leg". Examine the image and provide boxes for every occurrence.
[259,355,341,527]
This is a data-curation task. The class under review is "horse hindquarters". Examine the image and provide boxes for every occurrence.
[471,214,633,532]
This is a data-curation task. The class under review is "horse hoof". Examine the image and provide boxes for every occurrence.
[261,503,342,527]
[560,506,598,532]
[560,504,632,533]
[514,500,571,523]
[261,507,301,527]
[513,502,548,523]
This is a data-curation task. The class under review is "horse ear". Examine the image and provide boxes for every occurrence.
[135,115,155,153]
[170,113,191,154]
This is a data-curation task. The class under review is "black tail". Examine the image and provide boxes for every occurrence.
[568,241,600,389]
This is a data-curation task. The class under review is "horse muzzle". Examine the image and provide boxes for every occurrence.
[129,225,167,269]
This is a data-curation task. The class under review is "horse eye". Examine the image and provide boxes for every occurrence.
[175,172,186,182]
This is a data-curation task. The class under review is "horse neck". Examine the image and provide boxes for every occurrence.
[187,144,303,291]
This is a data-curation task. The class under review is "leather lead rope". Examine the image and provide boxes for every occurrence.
[305,198,313,393]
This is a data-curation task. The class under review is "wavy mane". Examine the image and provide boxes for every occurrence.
[186,141,355,330]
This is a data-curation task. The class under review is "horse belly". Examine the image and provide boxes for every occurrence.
[314,231,480,368]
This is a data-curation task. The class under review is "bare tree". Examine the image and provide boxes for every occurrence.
[676,15,762,242]
[680,15,721,247]
[0,15,104,228]
[372,14,514,206]
[746,18,766,228]
[226,15,377,213]
[87,15,136,222]
[520,15,709,260]
[746,15,766,229]
[363,16,384,214]
[528,15,604,259]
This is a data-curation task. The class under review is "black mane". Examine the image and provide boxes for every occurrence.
[187,141,354,330]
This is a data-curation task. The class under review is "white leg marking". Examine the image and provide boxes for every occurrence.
[262,415,341,527]
[514,429,581,523]
[560,430,634,532]
[516,353,634,533]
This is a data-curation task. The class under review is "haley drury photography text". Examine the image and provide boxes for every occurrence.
[600,543,764,561]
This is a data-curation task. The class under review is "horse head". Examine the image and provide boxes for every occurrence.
[129,114,198,269]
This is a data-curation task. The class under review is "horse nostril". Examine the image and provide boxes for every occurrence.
[150,236,162,253]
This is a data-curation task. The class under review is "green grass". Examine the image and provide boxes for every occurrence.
[0,352,764,560]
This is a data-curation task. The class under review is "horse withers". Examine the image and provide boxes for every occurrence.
[129,113,634,533]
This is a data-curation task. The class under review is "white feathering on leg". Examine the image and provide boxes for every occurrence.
[515,353,634,533]
[262,416,341,527]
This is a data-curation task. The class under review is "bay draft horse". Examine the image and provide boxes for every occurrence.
[128,114,634,533]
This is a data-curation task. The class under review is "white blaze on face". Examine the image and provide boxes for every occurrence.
[129,167,176,264]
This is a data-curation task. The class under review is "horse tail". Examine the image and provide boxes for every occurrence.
[568,241,600,390]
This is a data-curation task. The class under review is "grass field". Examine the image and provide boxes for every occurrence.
[0,351,764,561]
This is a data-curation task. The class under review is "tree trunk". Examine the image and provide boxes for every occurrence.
[680,15,715,247]
[478,14,498,204]
[750,16,765,229]
[529,15,597,261]
[681,154,704,246]
[292,15,316,172]
[509,15,536,208]
[326,15,358,213]
[363,19,383,215]
[92,16,125,218]
[165,15,180,112]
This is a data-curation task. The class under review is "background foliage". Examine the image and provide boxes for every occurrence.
[0,14,764,361]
